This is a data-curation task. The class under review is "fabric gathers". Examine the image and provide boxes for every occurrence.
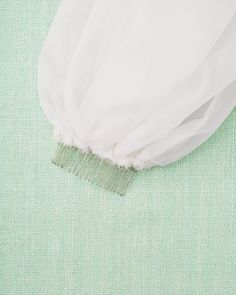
[38,0,236,194]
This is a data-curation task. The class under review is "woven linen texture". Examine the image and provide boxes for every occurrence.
[0,1,236,294]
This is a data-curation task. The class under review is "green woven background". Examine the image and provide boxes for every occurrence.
[0,1,236,294]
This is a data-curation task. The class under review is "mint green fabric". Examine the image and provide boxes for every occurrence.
[0,1,236,294]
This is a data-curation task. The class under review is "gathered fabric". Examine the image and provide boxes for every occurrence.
[38,0,236,192]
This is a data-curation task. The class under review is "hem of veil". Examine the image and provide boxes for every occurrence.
[52,143,136,195]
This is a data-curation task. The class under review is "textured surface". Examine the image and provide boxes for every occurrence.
[0,1,236,294]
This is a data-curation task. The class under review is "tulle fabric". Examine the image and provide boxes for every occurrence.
[38,0,236,170]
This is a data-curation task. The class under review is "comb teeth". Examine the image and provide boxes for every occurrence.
[52,143,136,195]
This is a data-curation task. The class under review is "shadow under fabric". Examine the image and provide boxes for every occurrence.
[38,0,236,195]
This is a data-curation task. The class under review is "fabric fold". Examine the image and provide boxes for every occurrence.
[38,0,236,193]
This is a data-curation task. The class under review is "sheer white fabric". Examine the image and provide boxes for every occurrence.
[38,0,236,170]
